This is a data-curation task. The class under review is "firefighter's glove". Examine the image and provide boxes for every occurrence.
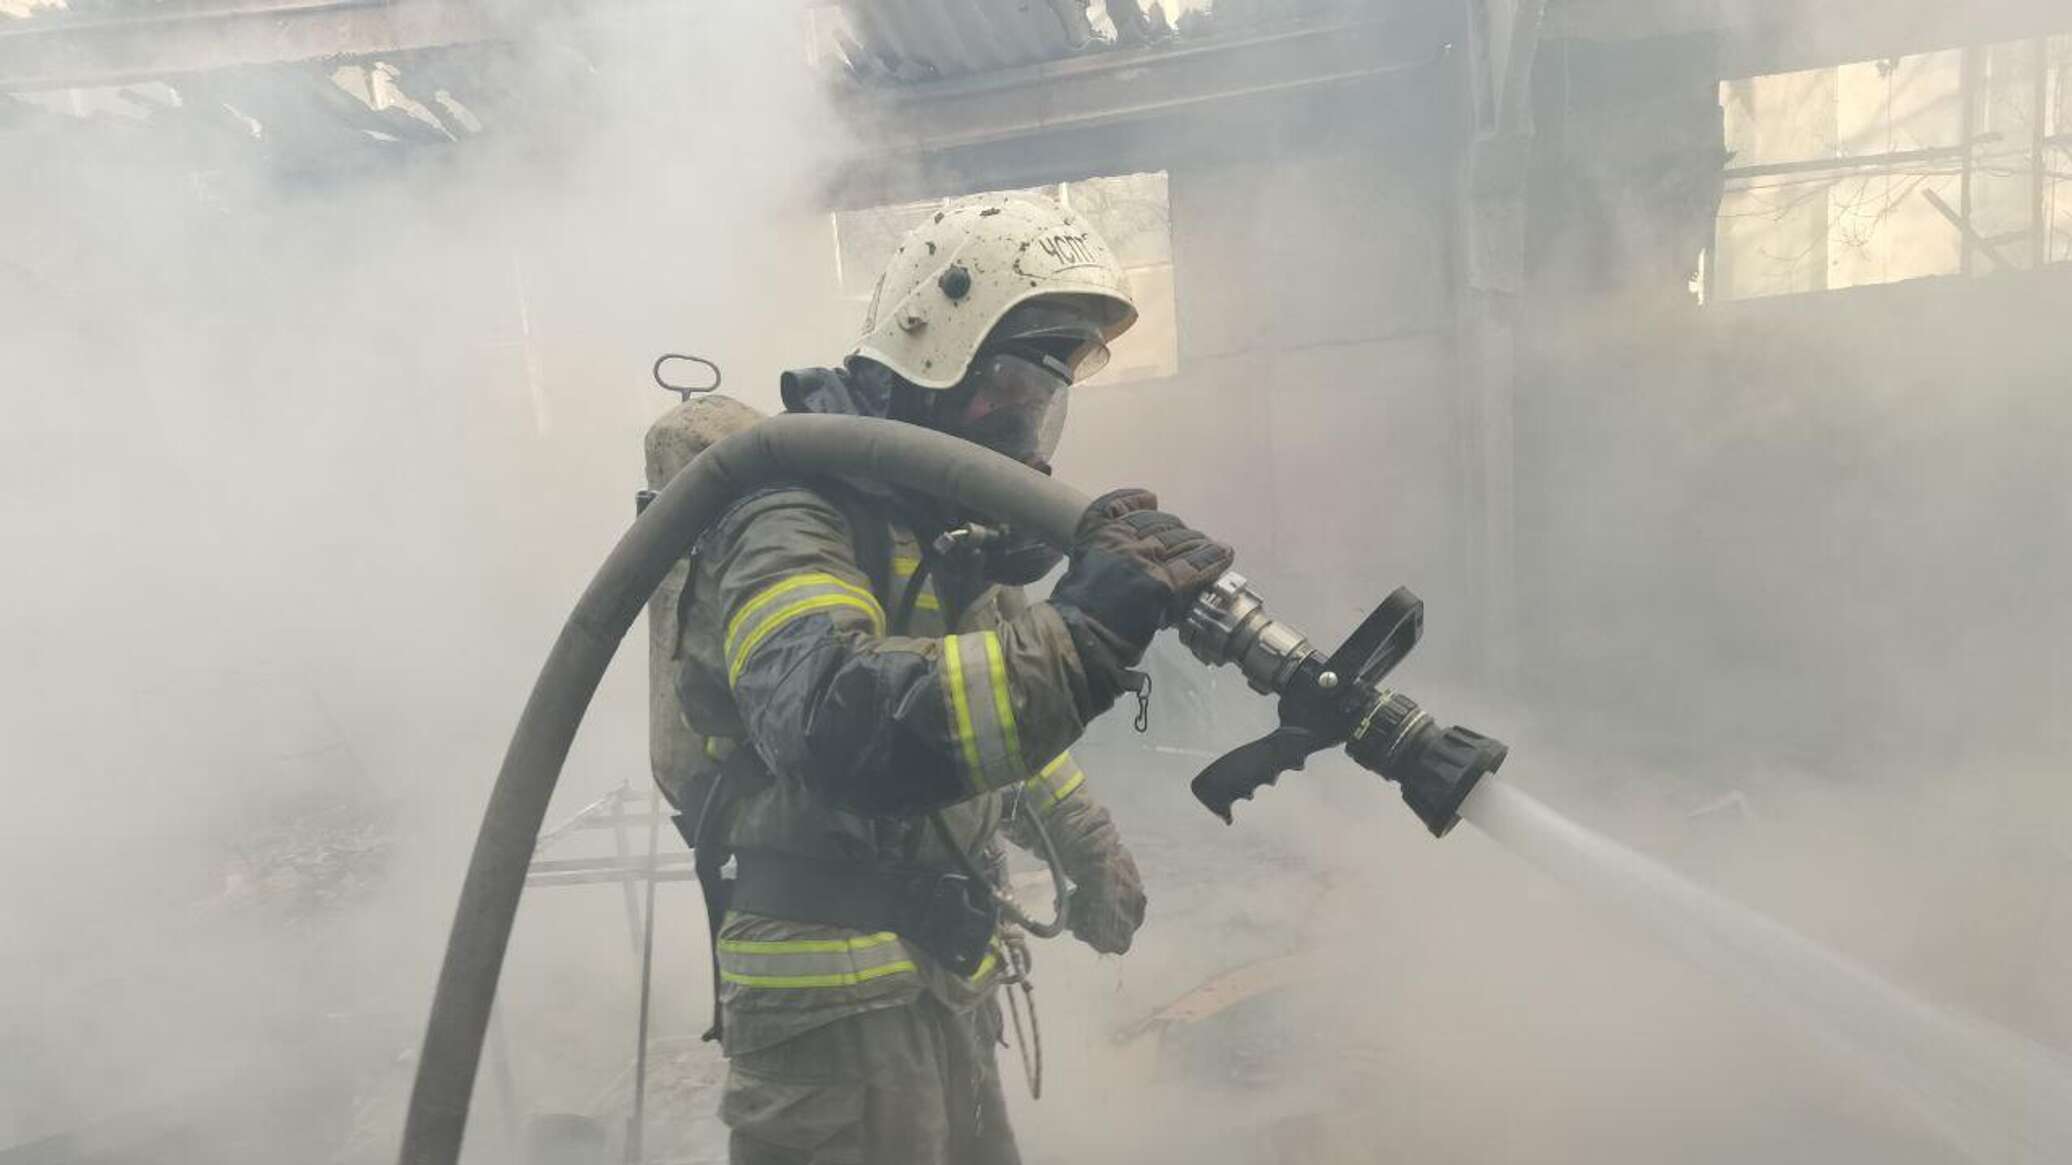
[1066,845,1147,955]
[1051,489,1233,712]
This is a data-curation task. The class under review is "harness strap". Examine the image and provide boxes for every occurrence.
[683,743,770,1042]
[819,480,895,603]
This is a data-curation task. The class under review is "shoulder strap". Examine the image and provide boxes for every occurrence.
[816,479,896,605]
[688,742,772,1044]
[680,480,892,628]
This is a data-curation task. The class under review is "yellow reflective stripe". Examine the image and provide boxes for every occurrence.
[717,929,918,991]
[943,634,986,789]
[890,555,941,613]
[720,961,918,989]
[1045,769,1086,808]
[723,571,887,688]
[983,633,1022,778]
[717,931,900,955]
[1024,752,1085,811]
[944,631,1026,790]
[727,592,883,687]
[724,574,883,680]
[718,924,994,988]
[726,571,877,647]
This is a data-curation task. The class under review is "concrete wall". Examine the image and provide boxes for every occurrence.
[1517,27,2072,790]
[1520,262,2072,779]
[1057,112,1479,682]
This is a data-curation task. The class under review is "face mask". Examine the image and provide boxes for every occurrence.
[949,351,1073,467]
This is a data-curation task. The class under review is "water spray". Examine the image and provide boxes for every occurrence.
[1178,572,1508,836]
[1179,571,2072,1160]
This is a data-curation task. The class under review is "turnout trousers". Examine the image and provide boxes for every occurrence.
[721,996,1021,1165]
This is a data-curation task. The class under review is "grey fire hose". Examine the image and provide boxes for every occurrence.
[398,415,1088,1165]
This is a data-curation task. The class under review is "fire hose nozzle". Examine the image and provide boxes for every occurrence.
[1178,575,1508,835]
[1345,691,1508,837]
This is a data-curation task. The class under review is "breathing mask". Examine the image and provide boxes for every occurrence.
[942,300,1110,469]
[949,350,1074,467]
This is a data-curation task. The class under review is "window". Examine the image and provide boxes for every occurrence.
[831,172,1177,385]
[1710,36,2072,301]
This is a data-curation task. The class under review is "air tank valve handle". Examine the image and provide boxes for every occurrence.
[1177,574,1508,837]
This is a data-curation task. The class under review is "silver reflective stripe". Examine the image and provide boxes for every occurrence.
[942,630,1024,791]
[716,931,919,989]
[1023,751,1085,813]
[725,571,885,687]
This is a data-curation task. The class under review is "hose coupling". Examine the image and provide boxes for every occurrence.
[1178,572,1316,695]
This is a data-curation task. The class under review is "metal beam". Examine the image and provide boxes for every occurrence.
[1550,0,2072,80]
[1456,0,1544,693]
[533,786,632,853]
[1922,187,2017,272]
[2031,37,2050,269]
[831,13,1453,206]
[0,0,512,93]
[526,854,690,875]
[1723,144,1965,182]
[526,868,696,888]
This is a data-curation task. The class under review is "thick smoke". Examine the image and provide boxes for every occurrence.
[6,1,2072,1163]
[2,4,844,1159]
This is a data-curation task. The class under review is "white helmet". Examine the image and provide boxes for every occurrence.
[849,193,1138,390]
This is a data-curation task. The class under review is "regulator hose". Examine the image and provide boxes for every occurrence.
[399,415,1089,1165]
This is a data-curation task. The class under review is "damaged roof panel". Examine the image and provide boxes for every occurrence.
[0,0,505,92]
[827,0,1092,83]
[823,0,1383,85]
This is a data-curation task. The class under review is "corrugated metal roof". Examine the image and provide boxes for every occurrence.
[827,0,1098,83]
[821,0,1392,85]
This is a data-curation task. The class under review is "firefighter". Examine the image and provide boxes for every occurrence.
[672,192,1233,1164]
